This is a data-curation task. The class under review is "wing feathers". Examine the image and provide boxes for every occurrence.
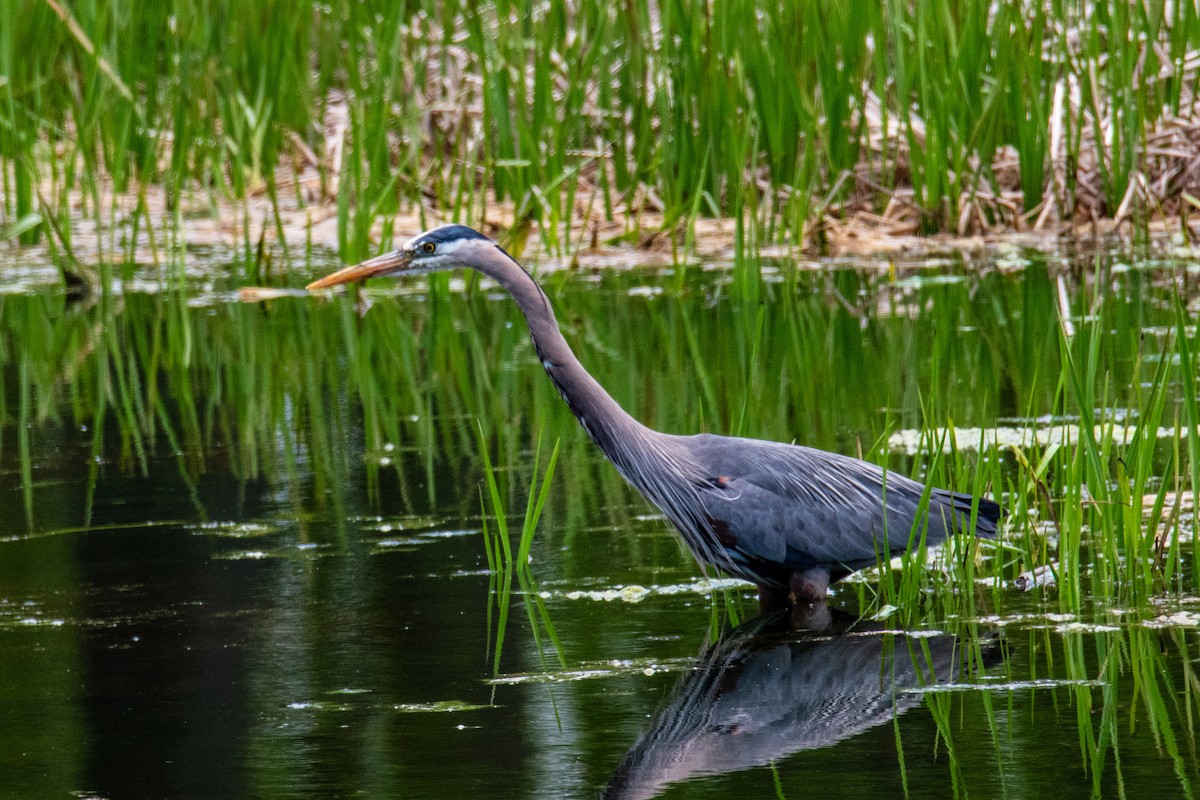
[686,434,999,577]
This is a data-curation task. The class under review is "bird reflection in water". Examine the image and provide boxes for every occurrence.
[602,609,998,800]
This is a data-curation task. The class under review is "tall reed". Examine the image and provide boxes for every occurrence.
[5,1,1199,259]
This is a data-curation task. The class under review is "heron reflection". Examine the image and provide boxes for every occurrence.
[602,610,997,800]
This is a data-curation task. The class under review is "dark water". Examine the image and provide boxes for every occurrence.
[1,250,1198,798]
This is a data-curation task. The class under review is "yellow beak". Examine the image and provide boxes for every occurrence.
[306,250,412,291]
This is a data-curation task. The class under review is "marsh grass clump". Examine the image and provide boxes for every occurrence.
[824,254,1200,629]
[6,1,1200,263]
[1039,266,1200,608]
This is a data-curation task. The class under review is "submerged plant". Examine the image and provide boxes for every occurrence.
[478,425,564,678]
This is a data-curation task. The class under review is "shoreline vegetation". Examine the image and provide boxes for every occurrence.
[4,1,1200,270]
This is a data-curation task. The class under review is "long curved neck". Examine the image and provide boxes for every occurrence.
[465,244,715,559]
[476,253,655,470]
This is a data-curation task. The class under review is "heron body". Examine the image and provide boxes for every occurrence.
[308,225,1001,603]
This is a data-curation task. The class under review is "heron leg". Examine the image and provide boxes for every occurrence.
[758,568,832,612]
[788,567,830,602]
[757,584,790,613]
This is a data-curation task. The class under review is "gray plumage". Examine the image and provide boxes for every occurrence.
[307,225,1002,601]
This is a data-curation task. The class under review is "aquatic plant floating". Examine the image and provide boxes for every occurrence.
[307,225,1002,606]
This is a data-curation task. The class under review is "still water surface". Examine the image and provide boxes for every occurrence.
[1,248,1198,798]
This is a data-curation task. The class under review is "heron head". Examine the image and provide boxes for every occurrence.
[306,224,496,290]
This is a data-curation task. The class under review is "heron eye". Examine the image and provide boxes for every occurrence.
[421,242,436,254]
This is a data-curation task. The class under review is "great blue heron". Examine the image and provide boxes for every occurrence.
[307,224,1002,604]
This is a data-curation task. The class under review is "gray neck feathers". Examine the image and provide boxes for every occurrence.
[470,245,726,569]
[470,245,666,482]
